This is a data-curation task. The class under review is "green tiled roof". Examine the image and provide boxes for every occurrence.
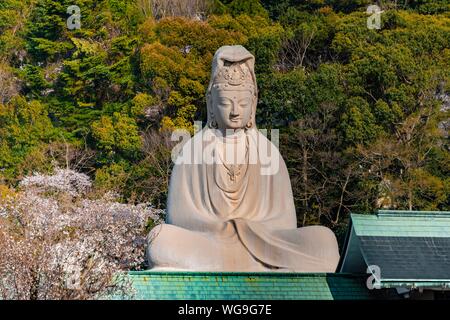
[340,210,450,289]
[121,271,375,300]
[351,210,450,238]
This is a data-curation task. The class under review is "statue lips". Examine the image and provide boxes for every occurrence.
[229,115,242,122]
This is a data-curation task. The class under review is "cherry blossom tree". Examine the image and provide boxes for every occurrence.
[0,169,164,300]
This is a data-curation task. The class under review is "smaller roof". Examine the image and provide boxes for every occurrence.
[339,210,450,290]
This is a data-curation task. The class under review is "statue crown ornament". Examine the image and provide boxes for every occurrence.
[212,61,255,91]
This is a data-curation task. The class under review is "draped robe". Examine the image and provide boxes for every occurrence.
[147,128,340,272]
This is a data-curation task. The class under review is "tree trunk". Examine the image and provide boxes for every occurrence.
[302,148,308,226]
[408,188,413,210]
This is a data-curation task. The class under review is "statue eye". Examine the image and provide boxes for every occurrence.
[219,98,231,106]
[239,98,251,107]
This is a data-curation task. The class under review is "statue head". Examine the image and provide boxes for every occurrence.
[206,45,258,131]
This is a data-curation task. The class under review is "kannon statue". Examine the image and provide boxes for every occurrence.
[146,45,340,272]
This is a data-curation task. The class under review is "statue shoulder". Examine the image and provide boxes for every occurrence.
[249,128,287,176]
[172,127,212,165]
[250,128,282,155]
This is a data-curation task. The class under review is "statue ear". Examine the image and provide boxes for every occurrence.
[245,118,253,129]
[251,91,257,128]
[207,86,215,102]
[206,90,216,129]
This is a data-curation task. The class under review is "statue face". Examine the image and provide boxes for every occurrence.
[211,87,254,130]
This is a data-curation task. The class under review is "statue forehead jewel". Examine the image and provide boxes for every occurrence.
[212,60,255,91]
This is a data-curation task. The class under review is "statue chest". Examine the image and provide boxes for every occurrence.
[205,137,262,219]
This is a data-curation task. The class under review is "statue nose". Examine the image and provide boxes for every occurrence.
[231,102,239,115]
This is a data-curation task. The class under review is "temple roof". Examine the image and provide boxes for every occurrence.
[122,271,377,300]
[339,210,450,290]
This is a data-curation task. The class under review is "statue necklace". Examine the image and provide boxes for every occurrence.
[222,144,248,183]
[214,132,249,185]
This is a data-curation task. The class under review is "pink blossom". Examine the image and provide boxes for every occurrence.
[0,169,164,300]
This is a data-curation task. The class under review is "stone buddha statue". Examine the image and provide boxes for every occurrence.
[146,45,340,272]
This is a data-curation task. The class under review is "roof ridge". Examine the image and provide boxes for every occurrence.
[351,210,450,218]
[377,210,450,217]
[128,271,338,277]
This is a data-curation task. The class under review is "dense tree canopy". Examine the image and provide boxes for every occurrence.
[0,0,448,237]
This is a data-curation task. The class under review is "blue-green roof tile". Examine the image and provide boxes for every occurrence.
[116,272,377,300]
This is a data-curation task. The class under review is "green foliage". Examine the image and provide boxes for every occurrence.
[130,93,159,119]
[91,112,142,158]
[340,96,382,145]
[227,0,269,18]
[155,16,245,60]
[409,0,450,14]
[0,97,57,179]
[94,161,129,193]
[258,69,307,125]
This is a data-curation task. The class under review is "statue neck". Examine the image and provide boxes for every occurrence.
[215,128,246,138]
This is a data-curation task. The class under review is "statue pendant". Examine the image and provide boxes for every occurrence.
[214,134,249,185]
[227,165,241,182]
